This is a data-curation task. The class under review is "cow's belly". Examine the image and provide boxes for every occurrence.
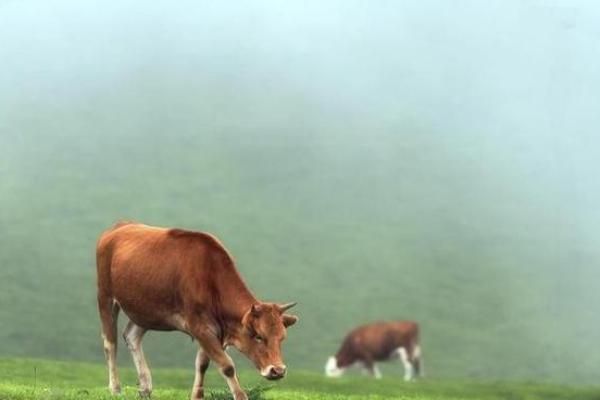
[110,258,185,331]
[372,347,398,362]
[117,305,177,331]
[113,288,180,331]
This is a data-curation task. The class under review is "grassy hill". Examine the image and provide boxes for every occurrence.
[1,0,600,386]
[2,106,599,383]
[2,359,599,400]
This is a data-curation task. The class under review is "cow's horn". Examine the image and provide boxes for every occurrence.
[279,302,297,312]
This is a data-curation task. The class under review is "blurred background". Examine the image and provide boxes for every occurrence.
[1,0,599,384]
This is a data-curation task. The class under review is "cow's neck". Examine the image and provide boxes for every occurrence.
[220,294,255,346]
[335,341,356,368]
[213,261,257,340]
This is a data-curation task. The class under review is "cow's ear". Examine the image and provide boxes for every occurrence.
[283,314,298,328]
[251,303,261,317]
[242,307,257,336]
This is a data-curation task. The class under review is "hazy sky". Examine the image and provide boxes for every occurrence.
[3,0,599,237]
[1,0,600,382]
[2,0,599,170]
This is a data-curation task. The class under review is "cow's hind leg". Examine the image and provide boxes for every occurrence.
[123,321,153,398]
[98,297,121,394]
[412,344,424,378]
[397,347,414,381]
[191,348,210,400]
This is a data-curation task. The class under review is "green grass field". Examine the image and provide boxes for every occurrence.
[1,359,598,400]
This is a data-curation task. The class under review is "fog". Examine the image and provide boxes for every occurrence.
[1,0,599,383]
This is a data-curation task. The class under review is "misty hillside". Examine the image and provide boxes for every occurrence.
[1,0,600,384]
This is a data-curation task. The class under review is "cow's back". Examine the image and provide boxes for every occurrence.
[96,222,211,330]
[353,321,419,361]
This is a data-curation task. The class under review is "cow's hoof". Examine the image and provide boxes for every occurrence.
[234,391,248,400]
[190,386,204,400]
[138,388,152,398]
[109,385,121,396]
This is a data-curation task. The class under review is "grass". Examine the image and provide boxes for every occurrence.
[0,359,599,400]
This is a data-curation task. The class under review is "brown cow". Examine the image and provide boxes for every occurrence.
[96,221,298,400]
[325,321,422,380]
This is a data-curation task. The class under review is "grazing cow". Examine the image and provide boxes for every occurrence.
[325,321,422,381]
[96,221,298,400]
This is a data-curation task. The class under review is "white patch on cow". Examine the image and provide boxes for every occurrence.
[260,364,286,378]
[101,334,120,394]
[372,364,382,379]
[168,313,189,333]
[413,344,424,377]
[413,344,422,359]
[325,356,345,378]
[123,322,152,394]
[192,348,208,399]
[102,334,113,351]
[397,347,414,381]
[260,365,273,377]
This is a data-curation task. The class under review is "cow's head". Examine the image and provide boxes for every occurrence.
[325,356,346,377]
[238,302,298,380]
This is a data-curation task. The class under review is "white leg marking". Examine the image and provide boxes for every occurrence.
[413,344,421,359]
[192,350,202,398]
[373,364,382,379]
[102,334,120,394]
[413,344,424,377]
[397,347,414,381]
[192,348,209,399]
[124,322,152,396]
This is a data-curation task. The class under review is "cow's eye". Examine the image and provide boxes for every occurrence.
[255,335,264,343]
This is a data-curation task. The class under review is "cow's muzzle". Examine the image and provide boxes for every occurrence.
[261,365,287,380]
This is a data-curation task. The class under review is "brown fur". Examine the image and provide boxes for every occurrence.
[336,321,421,374]
[96,222,298,400]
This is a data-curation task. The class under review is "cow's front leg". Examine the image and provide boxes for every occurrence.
[190,348,210,400]
[194,332,247,400]
[363,361,382,379]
